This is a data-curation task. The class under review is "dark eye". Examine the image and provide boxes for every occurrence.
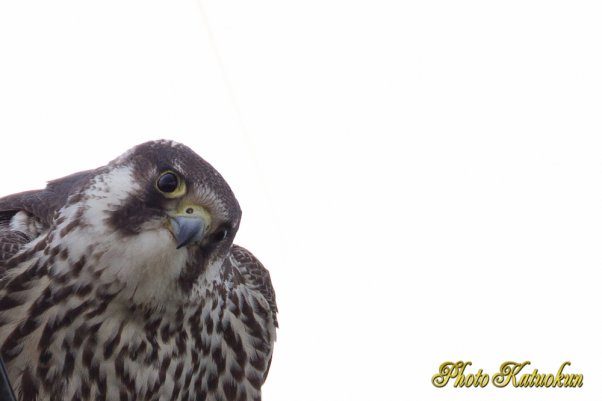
[210,227,229,244]
[156,172,179,193]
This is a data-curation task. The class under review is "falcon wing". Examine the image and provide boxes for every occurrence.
[0,170,95,264]
[231,244,278,328]
[230,244,278,383]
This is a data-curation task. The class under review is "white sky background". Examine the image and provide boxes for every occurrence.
[1,1,602,400]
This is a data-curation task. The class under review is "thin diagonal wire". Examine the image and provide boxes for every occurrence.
[193,0,284,252]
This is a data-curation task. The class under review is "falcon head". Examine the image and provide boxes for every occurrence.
[48,140,242,307]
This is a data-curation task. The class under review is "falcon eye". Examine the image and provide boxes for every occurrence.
[216,228,228,241]
[156,171,186,198]
[157,172,178,192]
[209,227,229,244]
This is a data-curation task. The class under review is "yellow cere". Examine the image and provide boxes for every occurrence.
[177,203,213,228]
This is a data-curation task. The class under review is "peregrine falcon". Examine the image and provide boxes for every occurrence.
[0,140,278,401]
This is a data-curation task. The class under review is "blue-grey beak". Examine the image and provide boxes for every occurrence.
[170,216,207,249]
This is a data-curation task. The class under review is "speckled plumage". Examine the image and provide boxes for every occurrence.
[0,140,277,401]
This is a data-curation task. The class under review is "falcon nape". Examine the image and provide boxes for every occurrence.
[0,140,277,401]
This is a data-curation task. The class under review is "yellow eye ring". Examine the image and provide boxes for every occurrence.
[156,171,186,198]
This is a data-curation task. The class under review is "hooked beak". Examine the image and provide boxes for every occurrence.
[170,214,208,249]
[168,204,212,249]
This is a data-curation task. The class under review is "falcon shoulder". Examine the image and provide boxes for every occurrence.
[0,170,95,265]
